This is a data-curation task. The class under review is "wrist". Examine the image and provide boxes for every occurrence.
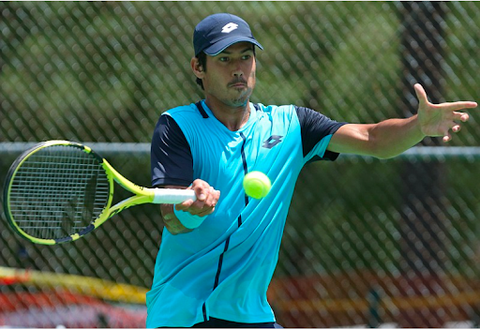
[173,208,207,229]
[412,114,426,140]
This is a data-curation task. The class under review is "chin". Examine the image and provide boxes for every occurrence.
[230,97,250,107]
[233,91,252,104]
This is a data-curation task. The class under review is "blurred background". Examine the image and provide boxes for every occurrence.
[1,1,480,328]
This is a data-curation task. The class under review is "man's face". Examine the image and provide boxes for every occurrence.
[200,42,256,108]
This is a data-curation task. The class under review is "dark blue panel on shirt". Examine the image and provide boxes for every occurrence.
[295,106,346,161]
[151,114,194,187]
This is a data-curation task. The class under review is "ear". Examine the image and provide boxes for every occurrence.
[191,57,205,79]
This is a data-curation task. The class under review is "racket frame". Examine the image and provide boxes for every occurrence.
[3,140,195,245]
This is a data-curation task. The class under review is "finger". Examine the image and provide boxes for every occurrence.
[452,124,461,133]
[204,188,217,206]
[175,199,195,211]
[196,189,217,212]
[177,186,216,211]
[441,101,478,111]
[196,189,220,217]
[178,201,206,216]
[453,111,470,122]
[197,207,215,217]
[210,187,220,200]
[193,185,208,201]
[191,179,211,201]
[188,201,213,216]
[443,133,452,143]
[414,83,429,106]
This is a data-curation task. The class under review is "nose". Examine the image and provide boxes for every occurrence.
[233,69,243,77]
[232,61,244,77]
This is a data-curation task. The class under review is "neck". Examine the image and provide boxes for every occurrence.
[205,98,251,131]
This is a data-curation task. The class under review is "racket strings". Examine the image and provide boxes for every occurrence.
[8,146,110,239]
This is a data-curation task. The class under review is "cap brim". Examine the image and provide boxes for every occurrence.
[203,37,264,56]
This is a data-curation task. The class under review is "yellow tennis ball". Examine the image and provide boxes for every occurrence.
[243,171,271,199]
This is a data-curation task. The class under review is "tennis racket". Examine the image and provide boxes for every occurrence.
[3,140,196,245]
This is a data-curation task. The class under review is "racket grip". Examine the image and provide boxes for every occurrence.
[152,189,197,204]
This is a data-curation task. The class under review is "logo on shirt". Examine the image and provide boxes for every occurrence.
[262,135,283,149]
[221,23,239,33]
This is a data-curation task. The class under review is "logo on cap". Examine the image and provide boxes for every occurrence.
[221,22,239,33]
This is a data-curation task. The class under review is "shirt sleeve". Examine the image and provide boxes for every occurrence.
[150,114,194,187]
[295,106,347,161]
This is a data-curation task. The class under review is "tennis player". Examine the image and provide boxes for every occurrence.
[148,13,476,328]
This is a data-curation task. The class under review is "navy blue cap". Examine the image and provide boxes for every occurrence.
[193,13,263,57]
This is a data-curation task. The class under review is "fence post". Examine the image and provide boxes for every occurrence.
[397,2,449,327]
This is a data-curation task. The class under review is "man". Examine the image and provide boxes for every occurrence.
[148,13,476,328]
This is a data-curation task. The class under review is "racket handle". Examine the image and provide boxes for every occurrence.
[152,189,197,204]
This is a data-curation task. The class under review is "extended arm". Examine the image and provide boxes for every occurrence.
[327,84,477,159]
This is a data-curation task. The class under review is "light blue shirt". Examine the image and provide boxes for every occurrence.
[148,101,344,327]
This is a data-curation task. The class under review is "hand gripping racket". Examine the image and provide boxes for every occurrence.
[3,140,196,245]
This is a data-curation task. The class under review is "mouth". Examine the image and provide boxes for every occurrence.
[228,80,247,88]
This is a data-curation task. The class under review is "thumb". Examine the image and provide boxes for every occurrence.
[414,83,429,106]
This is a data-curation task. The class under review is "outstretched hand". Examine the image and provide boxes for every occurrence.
[414,83,477,142]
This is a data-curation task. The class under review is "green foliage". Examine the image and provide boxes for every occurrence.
[2,0,480,281]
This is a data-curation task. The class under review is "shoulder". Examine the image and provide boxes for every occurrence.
[159,103,209,134]
[253,103,342,127]
[253,103,296,114]
[254,104,332,128]
[293,106,345,132]
[164,103,202,119]
[253,103,298,123]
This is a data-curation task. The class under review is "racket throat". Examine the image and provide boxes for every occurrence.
[108,195,153,218]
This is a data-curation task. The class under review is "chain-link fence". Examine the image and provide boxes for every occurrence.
[1,1,480,328]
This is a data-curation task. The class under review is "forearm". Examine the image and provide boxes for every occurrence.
[369,114,425,159]
[329,115,426,159]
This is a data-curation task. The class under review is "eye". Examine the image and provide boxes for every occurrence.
[219,56,229,62]
[242,54,252,60]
